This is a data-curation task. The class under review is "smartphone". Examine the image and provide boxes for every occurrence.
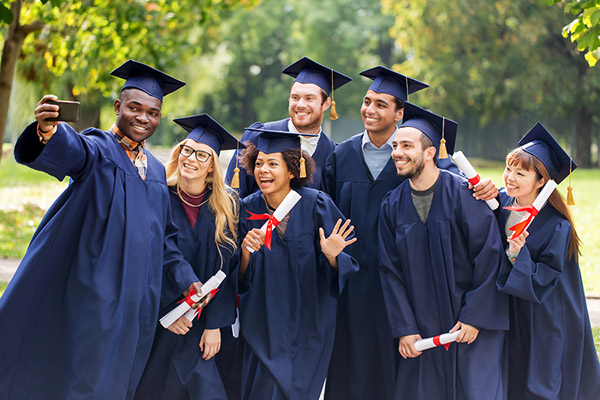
[46,100,80,122]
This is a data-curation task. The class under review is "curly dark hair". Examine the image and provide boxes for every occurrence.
[239,142,315,188]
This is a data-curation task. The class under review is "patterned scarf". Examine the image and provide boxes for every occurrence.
[111,124,147,180]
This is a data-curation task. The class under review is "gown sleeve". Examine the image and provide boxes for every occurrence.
[321,152,337,199]
[496,219,570,304]
[456,187,508,330]
[314,191,359,297]
[161,202,200,295]
[14,122,102,182]
[377,194,420,338]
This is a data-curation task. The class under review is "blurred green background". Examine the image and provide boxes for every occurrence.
[1,0,599,166]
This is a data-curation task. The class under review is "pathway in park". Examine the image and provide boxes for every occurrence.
[1,257,600,328]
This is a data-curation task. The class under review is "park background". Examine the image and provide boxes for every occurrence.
[0,0,599,354]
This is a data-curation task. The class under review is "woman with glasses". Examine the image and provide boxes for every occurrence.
[135,114,243,400]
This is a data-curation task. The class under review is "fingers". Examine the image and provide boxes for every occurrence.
[35,95,60,131]
[449,321,461,333]
[332,218,342,234]
[319,227,325,241]
[243,228,265,253]
[399,335,422,359]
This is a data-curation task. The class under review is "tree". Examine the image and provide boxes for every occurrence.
[382,0,600,167]
[0,0,256,160]
[198,0,405,138]
[552,0,600,67]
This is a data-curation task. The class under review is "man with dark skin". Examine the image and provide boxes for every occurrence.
[0,60,210,400]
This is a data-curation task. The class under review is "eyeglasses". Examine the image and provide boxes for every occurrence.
[179,144,211,162]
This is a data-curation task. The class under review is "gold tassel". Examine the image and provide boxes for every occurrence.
[329,100,339,120]
[439,138,448,159]
[231,167,240,189]
[567,185,575,206]
[299,156,306,178]
[329,69,338,120]
[438,118,448,159]
[566,158,575,205]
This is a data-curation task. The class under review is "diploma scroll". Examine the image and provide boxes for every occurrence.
[159,270,226,329]
[414,330,461,352]
[246,189,302,253]
[452,151,499,210]
[505,180,557,239]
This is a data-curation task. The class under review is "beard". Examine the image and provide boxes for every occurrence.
[396,154,426,179]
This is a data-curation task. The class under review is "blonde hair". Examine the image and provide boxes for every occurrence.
[165,140,239,266]
[506,148,581,260]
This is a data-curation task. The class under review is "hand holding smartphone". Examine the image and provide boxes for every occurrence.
[45,100,80,122]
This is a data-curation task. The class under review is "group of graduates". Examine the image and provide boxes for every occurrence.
[0,55,599,400]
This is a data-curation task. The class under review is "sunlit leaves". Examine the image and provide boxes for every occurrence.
[554,0,600,67]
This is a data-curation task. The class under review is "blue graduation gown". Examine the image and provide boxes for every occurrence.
[135,189,237,400]
[321,133,461,400]
[0,122,199,400]
[237,187,358,400]
[225,119,336,198]
[378,170,508,400]
[496,189,600,399]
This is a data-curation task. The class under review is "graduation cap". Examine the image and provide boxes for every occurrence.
[360,66,429,102]
[518,121,577,204]
[173,114,245,156]
[400,102,457,159]
[111,60,185,101]
[282,57,352,120]
[245,126,318,178]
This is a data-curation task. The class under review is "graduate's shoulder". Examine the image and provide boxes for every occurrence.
[332,132,363,152]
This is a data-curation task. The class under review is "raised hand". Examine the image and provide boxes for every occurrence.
[35,95,60,133]
[319,219,357,268]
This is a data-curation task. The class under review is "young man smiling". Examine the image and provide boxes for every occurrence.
[378,103,508,399]
[225,57,351,197]
[322,67,498,400]
[0,60,208,400]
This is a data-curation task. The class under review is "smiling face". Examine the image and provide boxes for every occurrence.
[254,151,294,199]
[178,139,214,184]
[391,127,434,179]
[361,90,403,139]
[114,89,162,142]
[503,162,545,205]
[288,82,331,134]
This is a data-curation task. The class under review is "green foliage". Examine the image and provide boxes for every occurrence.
[0,2,13,25]
[0,282,7,297]
[0,203,44,258]
[194,0,403,134]
[0,145,61,185]
[553,0,600,66]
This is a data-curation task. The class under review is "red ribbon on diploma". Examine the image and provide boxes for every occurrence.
[503,204,539,238]
[180,287,197,307]
[246,210,281,250]
[467,174,481,186]
[432,335,451,351]
[178,288,220,320]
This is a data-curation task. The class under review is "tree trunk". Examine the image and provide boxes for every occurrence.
[0,0,44,161]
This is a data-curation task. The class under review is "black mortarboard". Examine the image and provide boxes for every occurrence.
[360,66,429,102]
[281,57,352,96]
[400,102,457,158]
[111,60,185,101]
[173,114,245,156]
[245,127,318,178]
[518,122,577,185]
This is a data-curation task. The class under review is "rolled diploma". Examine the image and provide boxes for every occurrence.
[160,270,227,328]
[509,179,557,239]
[452,151,499,210]
[247,189,302,253]
[414,330,461,352]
